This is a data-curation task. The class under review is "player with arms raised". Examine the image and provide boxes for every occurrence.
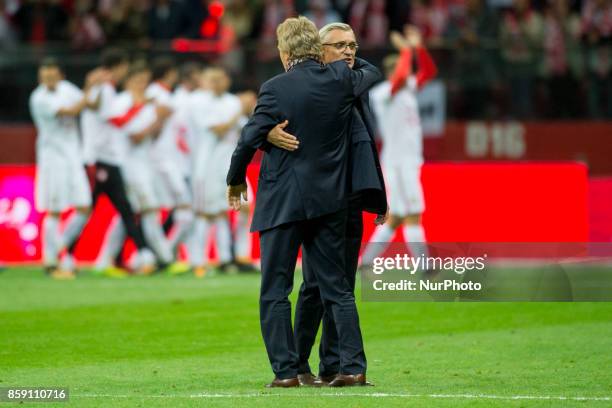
[361,26,437,267]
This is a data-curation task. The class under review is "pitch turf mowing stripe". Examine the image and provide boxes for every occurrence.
[2,323,610,397]
[52,392,612,408]
[1,268,612,408]
[70,392,612,400]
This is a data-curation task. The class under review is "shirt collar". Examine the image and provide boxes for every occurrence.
[287,56,322,71]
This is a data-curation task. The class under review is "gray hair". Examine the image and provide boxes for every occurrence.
[319,22,353,43]
[277,16,323,61]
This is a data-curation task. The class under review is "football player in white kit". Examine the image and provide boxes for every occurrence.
[361,26,437,267]
[232,91,258,273]
[172,62,202,167]
[145,58,194,259]
[187,67,213,276]
[68,49,157,276]
[189,67,255,277]
[162,62,202,239]
[29,58,101,279]
[108,62,189,275]
[224,91,257,273]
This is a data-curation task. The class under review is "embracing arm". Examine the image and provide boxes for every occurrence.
[349,57,383,97]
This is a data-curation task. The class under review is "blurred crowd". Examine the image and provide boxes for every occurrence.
[1,0,611,119]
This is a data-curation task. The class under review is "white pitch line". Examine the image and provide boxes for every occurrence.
[72,392,612,402]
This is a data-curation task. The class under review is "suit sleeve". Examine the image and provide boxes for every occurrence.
[226,82,281,186]
[349,58,383,97]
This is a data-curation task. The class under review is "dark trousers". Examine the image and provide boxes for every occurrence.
[91,161,147,250]
[294,195,364,376]
[258,208,366,379]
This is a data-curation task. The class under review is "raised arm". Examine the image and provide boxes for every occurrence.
[389,26,437,95]
[388,47,437,94]
[414,46,437,90]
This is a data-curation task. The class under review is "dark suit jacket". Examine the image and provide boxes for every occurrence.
[348,94,387,215]
[226,58,382,232]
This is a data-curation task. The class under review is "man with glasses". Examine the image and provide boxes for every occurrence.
[266,22,388,386]
[226,17,382,387]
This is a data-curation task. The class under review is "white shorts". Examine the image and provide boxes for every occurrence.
[384,163,425,216]
[153,159,191,208]
[122,159,160,212]
[35,153,91,213]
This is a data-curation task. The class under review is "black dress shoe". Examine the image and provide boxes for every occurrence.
[328,373,372,387]
[265,377,300,388]
[297,373,318,386]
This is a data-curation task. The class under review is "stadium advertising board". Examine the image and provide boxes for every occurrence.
[0,163,589,264]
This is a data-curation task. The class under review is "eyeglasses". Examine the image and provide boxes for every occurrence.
[322,41,359,52]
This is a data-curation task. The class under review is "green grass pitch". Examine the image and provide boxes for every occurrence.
[1,267,611,407]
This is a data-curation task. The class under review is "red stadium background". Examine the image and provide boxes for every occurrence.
[1,121,611,264]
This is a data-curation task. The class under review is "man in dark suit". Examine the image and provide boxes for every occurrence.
[226,16,382,388]
[265,22,388,386]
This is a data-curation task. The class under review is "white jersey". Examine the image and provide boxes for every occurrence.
[146,82,195,206]
[95,82,129,166]
[189,89,215,153]
[191,91,243,214]
[109,92,160,211]
[80,85,102,165]
[173,86,195,145]
[370,78,423,166]
[146,81,173,107]
[172,85,196,174]
[30,80,91,212]
[29,80,84,160]
[108,91,157,160]
[145,82,176,157]
[199,92,243,146]
[190,91,242,178]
